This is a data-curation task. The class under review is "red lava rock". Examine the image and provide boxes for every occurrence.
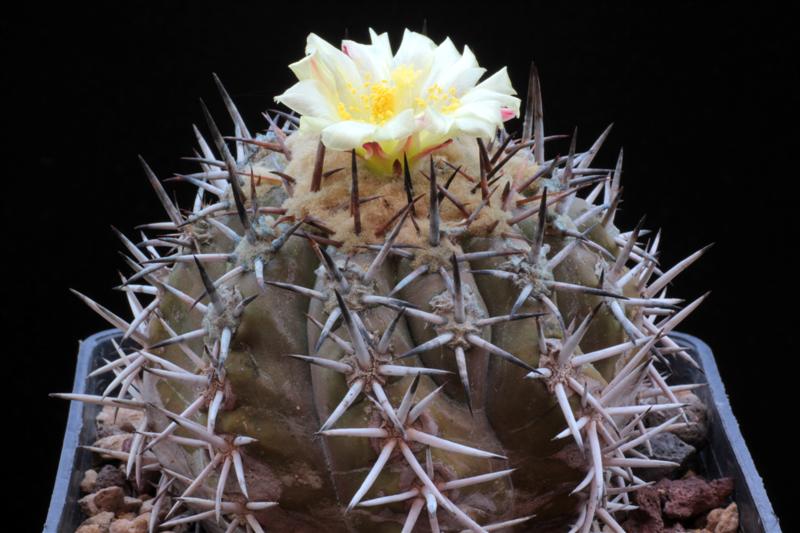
[621,484,664,533]
[621,475,734,532]
[661,476,734,520]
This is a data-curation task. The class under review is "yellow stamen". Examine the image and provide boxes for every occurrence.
[366,82,396,124]
[337,102,352,120]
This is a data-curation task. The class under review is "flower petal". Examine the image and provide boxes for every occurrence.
[452,115,498,139]
[373,109,415,141]
[369,28,394,64]
[421,107,454,138]
[321,120,377,150]
[298,115,334,134]
[460,68,521,111]
[306,33,363,90]
[393,29,436,70]
[474,66,516,94]
[500,107,517,121]
[288,54,314,80]
[460,67,521,111]
[427,45,483,94]
[422,37,461,89]
[453,101,503,122]
[460,88,521,113]
[342,38,391,81]
[275,79,338,121]
[451,101,503,138]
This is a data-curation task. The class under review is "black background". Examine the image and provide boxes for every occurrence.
[3,2,795,530]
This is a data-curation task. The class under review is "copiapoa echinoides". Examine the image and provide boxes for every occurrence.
[58,28,711,532]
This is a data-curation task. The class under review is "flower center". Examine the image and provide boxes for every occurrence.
[338,79,399,125]
[367,82,396,124]
[335,65,462,126]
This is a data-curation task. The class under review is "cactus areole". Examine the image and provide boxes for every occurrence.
[63,29,710,532]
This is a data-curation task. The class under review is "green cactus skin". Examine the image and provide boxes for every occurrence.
[62,68,708,533]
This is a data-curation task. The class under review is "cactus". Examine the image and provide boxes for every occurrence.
[58,29,709,532]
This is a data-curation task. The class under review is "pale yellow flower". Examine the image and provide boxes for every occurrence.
[275,29,520,173]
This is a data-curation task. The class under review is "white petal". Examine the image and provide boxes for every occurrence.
[393,29,436,70]
[369,28,394,64]
[454,117,496,138]
[461,67,521,111]
[307,33,363,89]
[421,107,454,138]
[275,79,338,121]
[321,120,377,150]
[423,37,461,88]
[474,66,516,94]
[449,67,487,95]
[460,78,521,110]
[342,39,391,81]
[288,54,315,81]
[374,109,415,141]
[453,101,502,122]
[451,102,502,138]
[428,45,483,94]
[298,115,334,134]
[432,38,461,71]
[458,45,480,69]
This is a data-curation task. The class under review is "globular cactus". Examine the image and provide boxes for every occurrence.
[60,28,709,533]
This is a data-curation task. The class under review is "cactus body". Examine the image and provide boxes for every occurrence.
[63,30,708,533]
